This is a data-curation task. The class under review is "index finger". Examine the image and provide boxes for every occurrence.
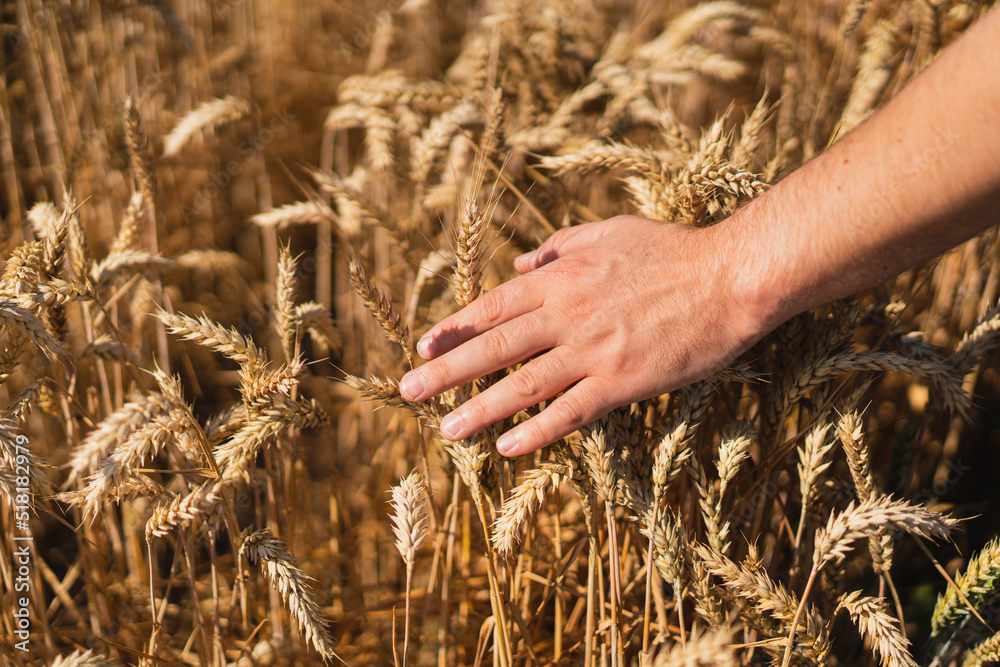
[416,272,543,359]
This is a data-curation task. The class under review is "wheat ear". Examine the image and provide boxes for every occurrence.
[66,392,176,482]
[782,498,956,667]
[837,410,893,574]
[653,626,736,667]
[838,591,916,667]
[390,472,430,667]
[964,629,1000,667]
[492,462,569,555]
[125,97,157,202]
[932,536,1000,635]
[347,254,412,365]
[241,529,341,662]
[49,649,115,667]
[249,200,337,230]
[163,95,251,157]
[157,310,261,366]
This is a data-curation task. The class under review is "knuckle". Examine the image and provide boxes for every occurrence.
[509,366,544,399]
[548,227,571,250]
[481,328,511,361]
[480,290,507,325]
[552,391,588,429]
[422,357,450,390]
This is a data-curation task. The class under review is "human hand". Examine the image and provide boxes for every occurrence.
[399,214,768,457]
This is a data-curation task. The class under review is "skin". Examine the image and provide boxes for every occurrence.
[400,6,1000,457]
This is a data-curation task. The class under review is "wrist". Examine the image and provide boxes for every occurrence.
[710,198,798,347]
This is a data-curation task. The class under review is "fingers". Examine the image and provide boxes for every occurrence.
[514,217,621,273]
[415,274,543,360]
[436,351,579,441]
[401,312,556,402]
[496,377,610,457]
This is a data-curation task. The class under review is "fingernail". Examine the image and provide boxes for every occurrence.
[496,431,518,456]
[440,412,463,439]
[417,336,435,359]
[399,373,425,401]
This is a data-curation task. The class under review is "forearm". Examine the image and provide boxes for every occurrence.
[725,6,1000,333]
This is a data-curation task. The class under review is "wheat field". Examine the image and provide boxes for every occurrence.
[2,0,1000,665]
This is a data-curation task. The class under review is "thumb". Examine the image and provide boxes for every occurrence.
[514,217,621,273]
